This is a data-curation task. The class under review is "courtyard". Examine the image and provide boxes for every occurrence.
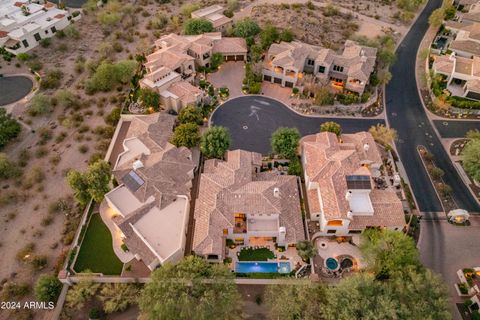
[207,61,245,99]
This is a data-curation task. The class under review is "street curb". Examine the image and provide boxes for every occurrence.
[208,94,386,127]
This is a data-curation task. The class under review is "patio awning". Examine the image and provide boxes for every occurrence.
[4,38,19,48]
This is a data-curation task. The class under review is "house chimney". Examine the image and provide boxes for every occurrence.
[347,211,353,219]
[449,51,456,61]
[278,226,286,245]
[133,160,144,170]
[274,187,280,198]
[363,143,370,152]
[345,191,352,201]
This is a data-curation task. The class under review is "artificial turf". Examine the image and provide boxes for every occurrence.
[73,213,123,275]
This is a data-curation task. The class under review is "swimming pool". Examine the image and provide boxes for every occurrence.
[325,257,339,271]
[236,261,291,273]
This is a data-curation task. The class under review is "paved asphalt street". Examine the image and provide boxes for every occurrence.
[386,0,480,213]
[434,120,480,138]
[0,76,33,106]
[210,95,384,154]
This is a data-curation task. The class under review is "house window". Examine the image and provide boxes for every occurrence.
[34,33,41,42]
[327,220,343,226]
[333,65,344,72]
[45,30,49,34]
[22,39,29,48]
[306,59,314,66]
[51,26,57,33]
[348,230,362,234]
[327,230,336,234]
[207,254,218,260]
[318,65,325,74]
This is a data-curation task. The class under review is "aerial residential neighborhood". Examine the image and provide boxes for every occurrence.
[0,0,479,319]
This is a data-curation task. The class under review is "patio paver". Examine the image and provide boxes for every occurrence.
[207,61,245,98]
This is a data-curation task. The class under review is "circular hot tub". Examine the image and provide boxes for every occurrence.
[325,257,339,271]
[340,257,354,269]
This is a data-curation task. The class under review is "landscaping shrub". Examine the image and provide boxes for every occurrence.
[29,94,52,116]
[0,108,21,149]
[170,123,200,148]
[104,107,121,126]
[337,93,359,105]
[315,87,334,105]
[35,275,62,303]
[1,282,30,300]
[0,153,22,180]
[232,18,261,38]
[16,243,35,261]
[86,60,137,93]
[40,69,63,90]
[183,18,214,35]
[178,105,203,125]
[447,96,480,109]
[287,157,302,176]
[200,126,230,159]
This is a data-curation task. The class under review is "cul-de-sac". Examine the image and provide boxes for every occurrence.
[0,0,480,318]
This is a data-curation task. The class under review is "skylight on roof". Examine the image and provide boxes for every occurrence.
[122,170,145,192]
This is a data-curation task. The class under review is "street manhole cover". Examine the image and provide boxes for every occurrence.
[243,125,248,130]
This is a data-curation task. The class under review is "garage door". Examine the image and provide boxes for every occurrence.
[285,81,294,88]
[235,55,244,61]
[263,75,272,82]
[274,77,282,84]
[225,55,236,61]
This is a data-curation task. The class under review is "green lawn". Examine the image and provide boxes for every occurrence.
[238,248,275,261]
[73,213,123,275]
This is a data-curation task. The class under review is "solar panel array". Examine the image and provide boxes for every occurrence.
[345,175,371,190]
[122,170,145,192]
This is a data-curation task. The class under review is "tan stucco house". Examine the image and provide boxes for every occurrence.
[192,150,305,262]
[262,40,377,94]
[301,131,405,237]
[103,113,196,270]
[140,33,247,112]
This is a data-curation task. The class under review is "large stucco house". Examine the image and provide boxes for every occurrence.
[0,0,76,54]
[140,32,247,112]
[444,21,480,58]
[192,150,305,262]
[301,131,405,237]
[262,40,377,94]
[432,52,480,100]
[191,5,232,32]
[102,113,196,270]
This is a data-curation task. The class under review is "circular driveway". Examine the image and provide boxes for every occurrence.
[210,95,385,154]
[0,76,33,106]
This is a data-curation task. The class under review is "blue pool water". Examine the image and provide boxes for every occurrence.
[325,258,339,271]
[236,261,291,273]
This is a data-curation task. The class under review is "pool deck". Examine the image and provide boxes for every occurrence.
[227,244,305,273]
[315,238,365,269]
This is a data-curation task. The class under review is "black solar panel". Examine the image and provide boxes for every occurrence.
[346,175,371,190]
[122,170,144,192]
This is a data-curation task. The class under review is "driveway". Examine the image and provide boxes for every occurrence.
[0,76,33,106]
[210,95,384,154]
[419,215,480,318]
[207,61,245,98]
[386,0,480,213]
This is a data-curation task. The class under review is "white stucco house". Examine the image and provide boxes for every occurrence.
[0,0,77,54]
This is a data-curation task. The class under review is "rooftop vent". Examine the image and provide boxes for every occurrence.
[133,160,144,170]
[273,187,280,198]
[345,191,352,201]
[363,143,370,152]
